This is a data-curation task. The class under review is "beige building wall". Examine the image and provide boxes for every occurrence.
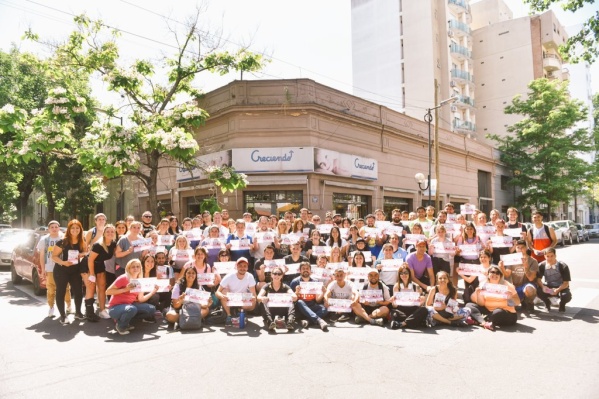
[470,0,513,30]
[131,79,504,220]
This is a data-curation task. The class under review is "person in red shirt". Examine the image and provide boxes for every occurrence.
[526,211,557,262]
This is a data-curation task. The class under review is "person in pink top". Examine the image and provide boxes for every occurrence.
[106,259,159,335]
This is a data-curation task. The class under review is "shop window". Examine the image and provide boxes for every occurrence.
[186,195,211,218]
[384,196,412,219]
[333,193,369,220]
[157,200,172,219]
[244,191,303,219]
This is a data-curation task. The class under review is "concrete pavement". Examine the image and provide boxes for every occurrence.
[1,241,598,399]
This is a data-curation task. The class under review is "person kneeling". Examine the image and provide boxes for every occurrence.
[353,269,390,326]
[165,267,211,330]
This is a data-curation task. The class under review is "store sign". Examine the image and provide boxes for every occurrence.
[314,148,377,180]
[176,150,231,182]
[232,147,313,172]
[179,147,378,181]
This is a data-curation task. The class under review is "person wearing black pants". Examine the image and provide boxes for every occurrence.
[52,220,87,325]
[390,264,428,329]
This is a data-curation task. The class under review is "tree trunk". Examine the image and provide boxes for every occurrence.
[16,173,35,228]
[40,157,57,223]
[146,150,160,220]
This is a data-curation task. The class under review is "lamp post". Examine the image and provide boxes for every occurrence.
[415,96,458,206]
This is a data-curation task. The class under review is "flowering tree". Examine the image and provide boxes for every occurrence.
[42,13,263,218]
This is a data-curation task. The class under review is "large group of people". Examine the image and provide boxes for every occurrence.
[38,204,572,335]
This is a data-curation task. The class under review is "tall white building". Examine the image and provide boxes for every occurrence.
[351,0,477,137]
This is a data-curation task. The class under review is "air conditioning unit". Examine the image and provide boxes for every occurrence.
[448,30,454,37]
[450,81,457,87]
[450,105,458,112]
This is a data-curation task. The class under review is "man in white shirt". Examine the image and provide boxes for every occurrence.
[37,221,69,317]
[216,257,257,326]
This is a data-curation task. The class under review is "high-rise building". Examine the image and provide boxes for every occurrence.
[471,0,569,145]
[351,0,476,137]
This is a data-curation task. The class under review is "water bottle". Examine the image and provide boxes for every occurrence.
[239,309,246,329]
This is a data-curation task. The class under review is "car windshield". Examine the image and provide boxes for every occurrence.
[0,230,30,243]
[585,225,594,229]
[553,222,567,229]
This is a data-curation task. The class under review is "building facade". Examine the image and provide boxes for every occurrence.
[351,0,477,138]
[130,79,500,221]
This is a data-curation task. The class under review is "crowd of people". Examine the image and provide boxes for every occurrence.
[38,204,572,335]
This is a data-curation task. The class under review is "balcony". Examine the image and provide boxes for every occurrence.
[450,42,472,61]
[448,0,471,15]
[448,19,471,37]
[456,95,475,108]
[543,53,561,71]
[451,68,474,84]
[561,68,570,81]
[453,119,476,132]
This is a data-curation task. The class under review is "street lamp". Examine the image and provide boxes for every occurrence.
[415,96,458,206]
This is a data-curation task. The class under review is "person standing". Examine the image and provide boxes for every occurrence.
[51,219,87,325]
[37,220,70,318]
[141,212,155,237]
[526,211,557,262]
[85,225,117,321]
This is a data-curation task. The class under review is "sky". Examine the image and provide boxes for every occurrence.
[0,0,597,107]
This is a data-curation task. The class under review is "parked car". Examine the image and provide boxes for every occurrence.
[0,224,12,229]
[585,223,599,238]
[10,230,46,295]
[550,220,579,245]
[575,223,590,242]
[546,223,565,247]
[0,229,34,268]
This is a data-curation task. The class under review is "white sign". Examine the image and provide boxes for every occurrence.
[360,289,383,303]
[226,292,254,307]
[504,228,524,238]
[233,147,313,173]
[299,281,324,295]
[482,283,510,299]
[500,253,523,266]
[267,293,293,307]
[130,278,170,293]
[380,259,402,272]
[197,273,216,286]
[394,291,421,307]
[213,261,236,275]
[432,242,455,255]
[491,236,513,248]
[314,148,377,181]
[176,150,231,182]
[132,238,152,253]
[184,288,211,305]
[327,298,353,313]
[457,263,486,277]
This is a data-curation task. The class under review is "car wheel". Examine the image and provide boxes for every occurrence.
[576,234,580,244]
[568,234,573,245]
[32,269,45,296]
[560,236,565,247]
[10,263,22,284]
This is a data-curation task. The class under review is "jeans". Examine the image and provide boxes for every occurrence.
[295,300,328,325]
[46,271,71,308]
[109,302,156,329]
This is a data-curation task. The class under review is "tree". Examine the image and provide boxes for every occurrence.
[488,78,593,218]
[37,13,264,219]
[0,48,106,225]
[523,0,599,63]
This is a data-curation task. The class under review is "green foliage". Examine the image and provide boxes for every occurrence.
[488,78,593,216]
[523,0,599,63]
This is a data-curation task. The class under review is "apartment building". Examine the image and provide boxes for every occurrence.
[351,0,477,138]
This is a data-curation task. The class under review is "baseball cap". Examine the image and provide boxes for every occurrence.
[236,257,249,265]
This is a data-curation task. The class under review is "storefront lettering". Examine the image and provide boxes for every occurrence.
[251,149,294,162]
[354,158,375,170]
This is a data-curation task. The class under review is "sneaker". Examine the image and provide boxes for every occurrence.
[390,321,400,330]
[98,309,110,319]
[451,320,467,328]
[482,322,495,331]
[126,325,136,331]
[86,312,100,322]
[318,319,329,332]
[373,318,385,327]
[115,324,130,335]
[286,321,296,332]
[465,316,476,326]
[559,303,566,312]
[66,304,73,314]
[225,316,232,326]
[301,320,309,328]
[142,317,156,323]
[59,316,70,325]
[167,322,175,331]
[543,299,551,311]
[47,306,55,318]
[337,314,350,322]
[268,321,277,332]
[355,315,367,324]
[329,314,339,323]
[74,312,86,320]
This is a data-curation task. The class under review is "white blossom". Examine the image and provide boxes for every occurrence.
[1,104,15,113]
[52,87,67,95]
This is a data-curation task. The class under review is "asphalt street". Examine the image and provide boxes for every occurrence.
[1,241,598,399]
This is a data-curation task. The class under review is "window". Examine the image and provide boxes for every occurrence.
[333,193,369,220]
[500,175,510,191]
[186,195,211,218]
[244,191,303,219]
[383,197,413,220]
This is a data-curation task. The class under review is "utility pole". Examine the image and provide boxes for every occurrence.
[434,78,440,210]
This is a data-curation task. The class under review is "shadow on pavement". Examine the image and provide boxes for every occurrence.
[0,280,42,307]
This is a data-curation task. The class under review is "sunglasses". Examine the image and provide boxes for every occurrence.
[489,270,501,275]
[143,215,152,218]
[399,271,410,275]
[271,272,283,276]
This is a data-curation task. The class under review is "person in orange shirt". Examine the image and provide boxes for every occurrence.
[526,211,557,262]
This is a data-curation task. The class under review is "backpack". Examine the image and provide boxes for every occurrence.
[178,302,202,330]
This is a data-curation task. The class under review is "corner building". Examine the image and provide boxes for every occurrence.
[137,79,501,219]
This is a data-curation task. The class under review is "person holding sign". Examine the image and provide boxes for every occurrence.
[429,225,454,278]
[466,266,519,331]
[504,240,538,312]
[184,247,221,292]
[283,243,309,285]
[374,243,404,293]
[536,248,572,312]
[304,230,327,264]
[425,271,465,327]
[201,225,226,267]
[354,270,390,326]
[406,240,435,293]
[390,264,428,329]
[165,267,211,329]
[488,219,516,265]
[85,225,118,321]
[289,262,329,331]
[255,245,279,292]
[168,235,193,273]
[115,221,144,277]
[106,259,160,335]
[216,257,257,326]
[226,219,257,265]
[51,219,87,325]
[324,268,358,323]
[460,249,494,304]
[257,266,297,332]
